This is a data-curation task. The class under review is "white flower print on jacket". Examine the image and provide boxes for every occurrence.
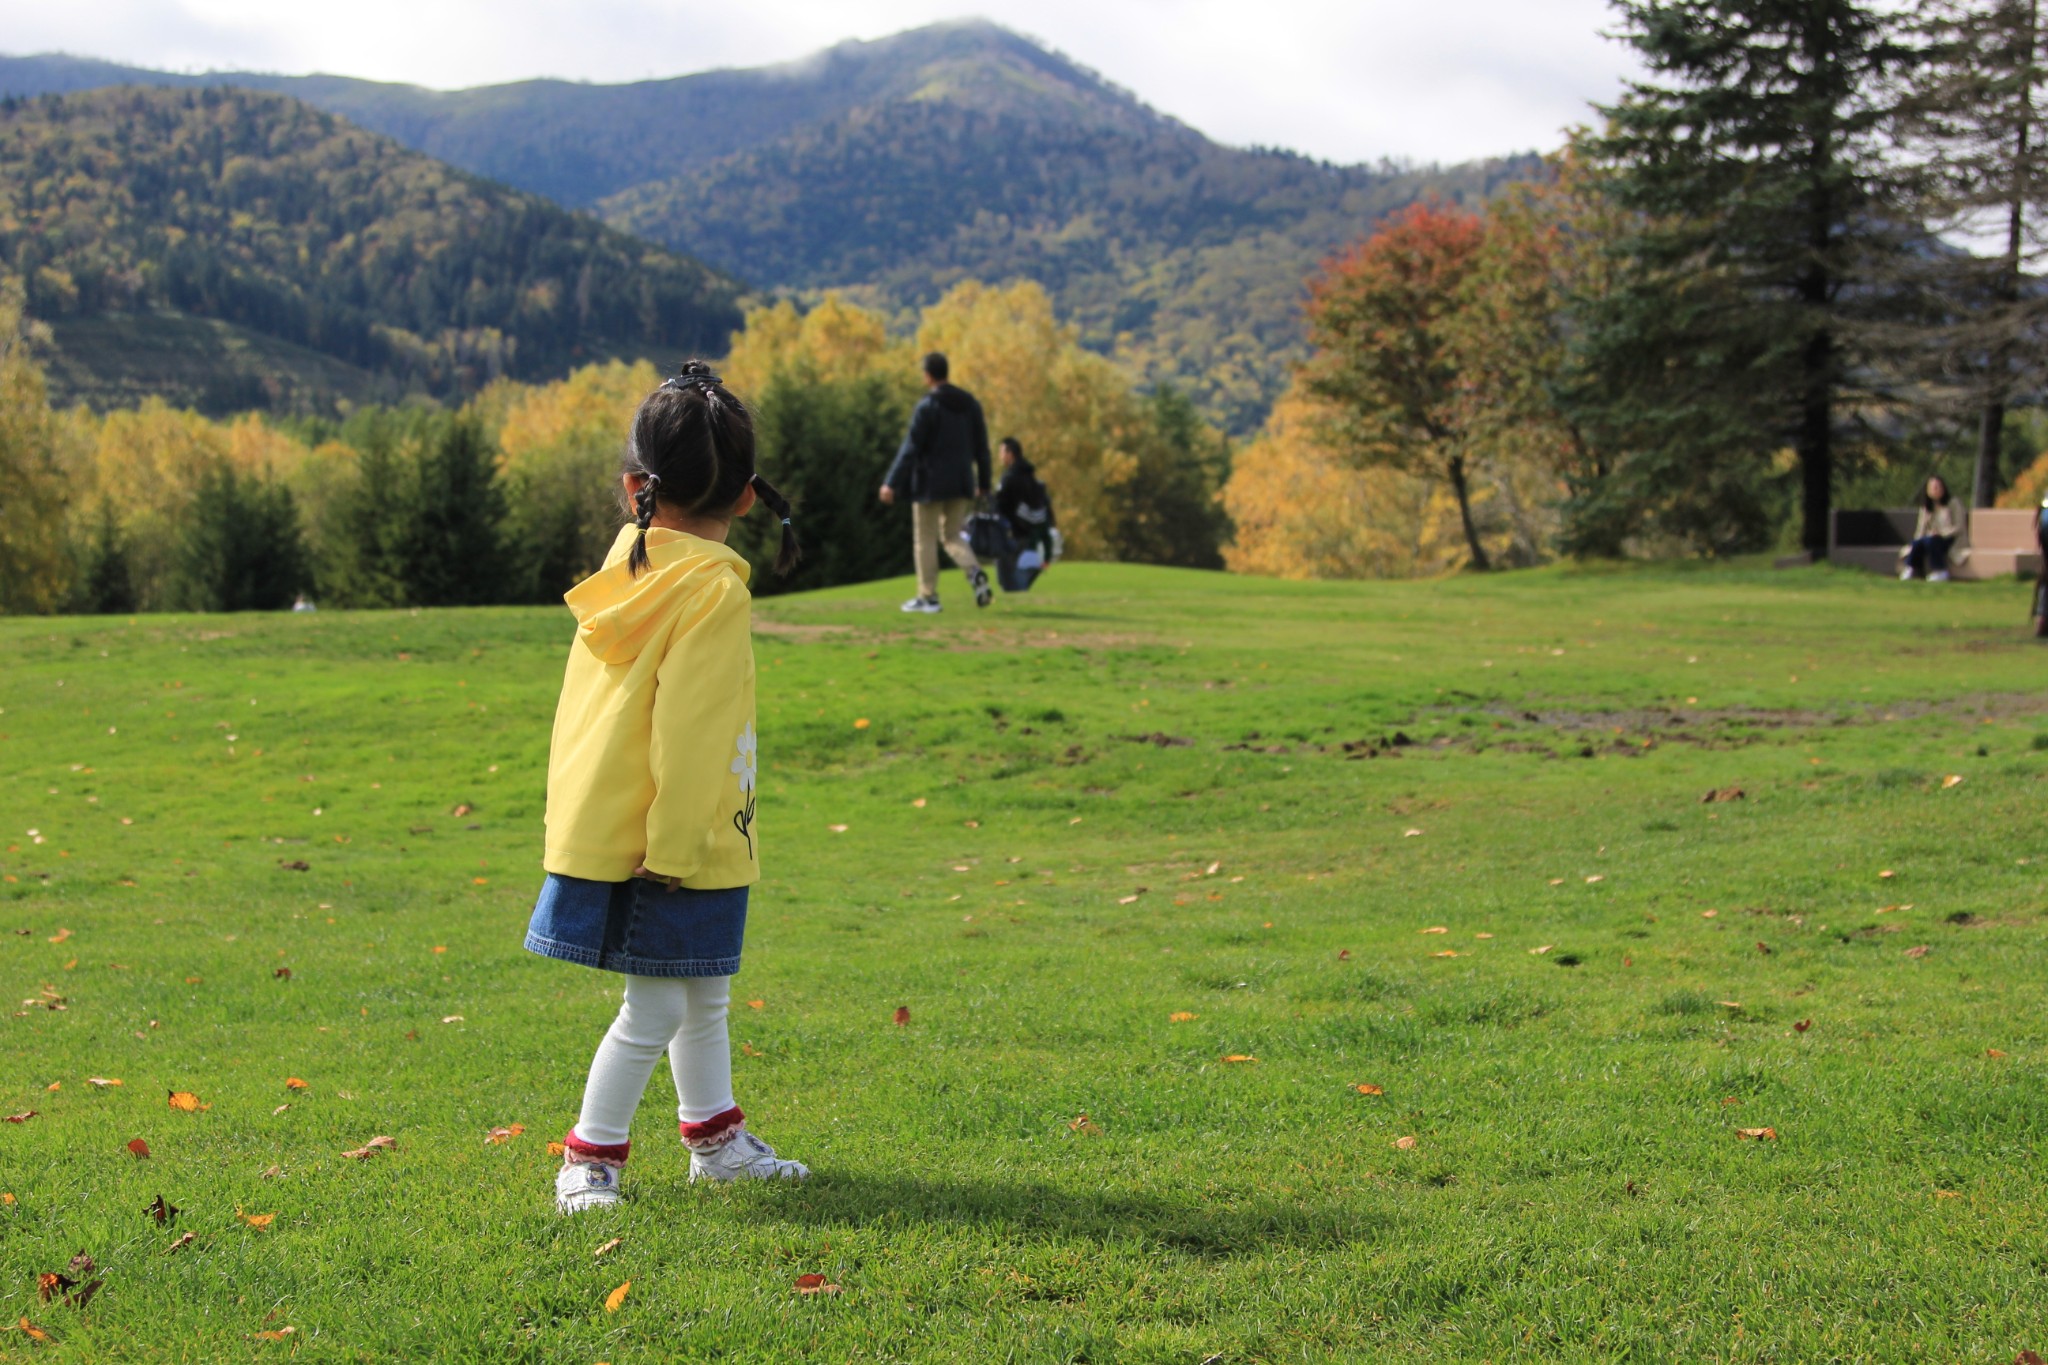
[730,723,758,858]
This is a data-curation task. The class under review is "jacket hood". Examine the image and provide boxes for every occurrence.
[931,384,978,414]
[564,526,752,665]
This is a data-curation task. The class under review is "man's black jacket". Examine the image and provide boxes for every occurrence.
[883,384,991,503]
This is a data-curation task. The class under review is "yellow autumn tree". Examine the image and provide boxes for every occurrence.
[0,280,72,612]
[916,280,1149,560]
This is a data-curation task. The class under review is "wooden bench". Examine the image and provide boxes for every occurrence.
[1828,508,2043,580]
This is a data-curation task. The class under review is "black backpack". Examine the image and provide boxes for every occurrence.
[963,507,1016,561]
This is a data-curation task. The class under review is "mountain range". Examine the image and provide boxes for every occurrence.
[0,23,1538,430]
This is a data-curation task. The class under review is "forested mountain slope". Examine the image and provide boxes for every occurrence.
[0,87,742,411]
[0,25,1536,429]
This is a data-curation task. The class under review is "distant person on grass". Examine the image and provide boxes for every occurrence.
[994,436,1060,591]
[879,351,993,613]
[525,360,810,1215]
[1901,475,1962,582]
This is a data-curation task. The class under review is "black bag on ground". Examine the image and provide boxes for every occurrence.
[964,508,1015,562]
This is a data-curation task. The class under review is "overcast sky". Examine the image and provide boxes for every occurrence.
[0,0,1644,166]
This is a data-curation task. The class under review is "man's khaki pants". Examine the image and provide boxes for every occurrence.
[912,497,981,601]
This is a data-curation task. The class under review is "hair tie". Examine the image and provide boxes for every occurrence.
[781,517,792,526]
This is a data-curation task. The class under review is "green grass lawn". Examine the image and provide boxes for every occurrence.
[3,561,2046,1363]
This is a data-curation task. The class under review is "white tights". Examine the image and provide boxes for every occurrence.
[571,974,735,1147]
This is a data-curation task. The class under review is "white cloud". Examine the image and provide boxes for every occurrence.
[0,0,1643,165]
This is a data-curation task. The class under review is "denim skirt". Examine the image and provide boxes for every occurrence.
[524,873,748,977]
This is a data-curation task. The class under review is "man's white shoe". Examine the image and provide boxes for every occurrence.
[554,1160,622,1214]
[1929,570,1951,582]
[900,596,942,614]
[689,1128,810,1183]
[1899,566,1914,580]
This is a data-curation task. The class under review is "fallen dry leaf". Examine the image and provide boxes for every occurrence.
[1431,949,1460,958]
[827,823,848,833]
[547,1140,567,1156]
[441,1015,464,1024]
[1879,869,1896,879]
[1529,945,1553,955]
[1403,828,1423,838]
[604,1281,630,1313]
[85,1077,120,1089]
[236,1208,275,1228]
[450,803,473,818]
[1942,774,1964,789]
[273,1104,291,1117]
[166,1232,195,1253]
[1904,944,1932,958]
[1585,874,1605,884]
[15,1317,51,1342]
[1700,786,1745,804]
[853,718,870,730]
[1116,893,1142,905]
[1794,1019,1812,1033]
[484,1124,525,1145]
[1935,1189,1963,1199]
[1988,1048,2009,1058]
[1393,1135,1418,1150]
[747,999,765,1010]
[250,1327,296,1341]
[1735,1127,1778,1141]
[893,1006,911,1026]
[47,928,71,944]
[1755,941,1772,955]
[284,1077,309,1091]
[1337,948,1350,960]
[911,798,927,808]
[1355,1083,1384,1096]
[1701,908,1718,918]
[167,1091,208,1112]
[148,1194,177,1225]
[126,1138,149,1158]
[1718,1001,1743,1010]
[260,1165,284,1179]
[593,1237,623,1259]
[1069,1113,1102,1135]
[1169,1011,1197,1022]
[6,1112,38,1124]
[1,1193,13,1205]
[1419,926,1448,935]
[793,1273,840,1296]
[1475,932,1494,939]
[1220,1054,1257,1064]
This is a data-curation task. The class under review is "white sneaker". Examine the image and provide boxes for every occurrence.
[554,1160,622,1214]
[969,567,993,608]
[688,1128,810,1183]
[1899,566,1914,580]
[900,596,942,614]
[1929,570,1951,582]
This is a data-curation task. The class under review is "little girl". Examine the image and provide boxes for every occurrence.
[524,360,809,1214]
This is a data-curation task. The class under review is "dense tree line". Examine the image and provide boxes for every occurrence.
[0,278,1235,615]
[0,87,742,402]
[1225,0,2048,575]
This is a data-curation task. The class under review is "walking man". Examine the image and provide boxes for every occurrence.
[880,352,993,613]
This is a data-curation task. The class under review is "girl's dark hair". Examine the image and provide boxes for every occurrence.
[623,360,800,578]
[999,436,1033,475]
[1922,475,1951,511]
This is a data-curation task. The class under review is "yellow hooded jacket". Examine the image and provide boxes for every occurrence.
[542,525,759,888]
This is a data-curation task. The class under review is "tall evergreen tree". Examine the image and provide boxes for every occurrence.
[174,462,308,612]
[403,415,507,606]
[1592,0,1913,555]
[1895,0,2048,506]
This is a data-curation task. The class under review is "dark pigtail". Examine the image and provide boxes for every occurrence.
[749,473,802,575]
[628,473,662,576]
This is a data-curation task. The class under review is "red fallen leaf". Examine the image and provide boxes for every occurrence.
[1337,949,1351,960]
[37,1273,71,1303]
[148,1194,178,1225]
[284,1077,309,1091]
[167,1091,208,1112]
[2014,1352,2045,1365]
[1755,941,1771,955]
[1735,1127,1778,1141]
[793,1273,841,1296]
[893,1006,911,1026]
[1794,1019,1812,1033]
[274,967,292,979]
[5,1112,37,1123]
[127,1138,151,1158]
[166,1232,195,1253]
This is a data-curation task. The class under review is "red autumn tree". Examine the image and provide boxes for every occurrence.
[1304,201,1495,569]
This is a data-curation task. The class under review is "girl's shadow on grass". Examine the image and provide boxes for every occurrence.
[742,1170,1388,1257]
